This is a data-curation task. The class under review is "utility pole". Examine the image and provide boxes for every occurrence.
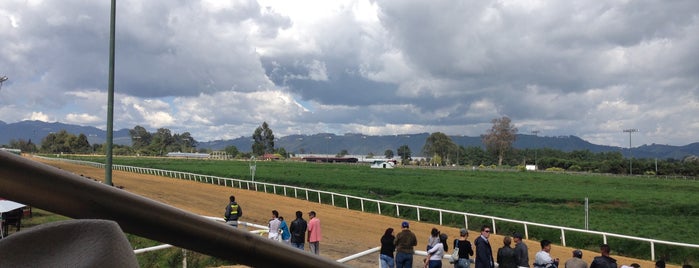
[531,130,540,169]
[623,128,639,175]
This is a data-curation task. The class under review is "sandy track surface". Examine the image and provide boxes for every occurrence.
[37,158,662,268]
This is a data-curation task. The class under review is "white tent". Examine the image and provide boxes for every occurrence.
[0,200,25,213]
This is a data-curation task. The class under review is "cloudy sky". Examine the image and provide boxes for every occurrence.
[1,0,698,147]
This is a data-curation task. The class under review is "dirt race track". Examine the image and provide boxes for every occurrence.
[36,157,664,268]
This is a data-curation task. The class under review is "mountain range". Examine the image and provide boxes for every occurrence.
[2,120,697,160]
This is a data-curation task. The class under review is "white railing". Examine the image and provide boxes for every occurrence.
[41,156,699,261]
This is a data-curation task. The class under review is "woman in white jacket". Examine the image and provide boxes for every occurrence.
[426,233,449,268]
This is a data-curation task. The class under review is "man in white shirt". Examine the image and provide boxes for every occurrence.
[268,210,281,240]
[534,240,559,268]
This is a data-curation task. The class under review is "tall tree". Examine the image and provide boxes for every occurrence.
[384,149,394,159]
[482,116,518,166]
[150,128,174,156]
[397,145,412,165]
[129,125,152,149]
[252,121,275,156]
[422,132,457,165]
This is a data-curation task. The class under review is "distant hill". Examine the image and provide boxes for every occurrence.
[1,120,697,160]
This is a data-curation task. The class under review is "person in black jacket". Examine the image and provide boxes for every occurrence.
[380,228,396,268]
[289,210,307,250]
[475,225,494,268]
[223,195,242,227]
[590,244,617,268]
[497,236,517,268]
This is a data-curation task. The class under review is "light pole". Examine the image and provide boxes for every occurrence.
[326,136,332,163]
[104,0,117,186]
[623,128,639,175]
[0,75,8,91]
[531,130,540,169]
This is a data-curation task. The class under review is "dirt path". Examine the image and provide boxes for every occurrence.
[37,157,662,268]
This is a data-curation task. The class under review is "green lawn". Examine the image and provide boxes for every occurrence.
[60,156,699,263]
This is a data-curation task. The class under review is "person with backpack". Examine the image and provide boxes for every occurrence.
[223,195,242,228]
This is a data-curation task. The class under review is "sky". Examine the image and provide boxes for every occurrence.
[1,0,698,147]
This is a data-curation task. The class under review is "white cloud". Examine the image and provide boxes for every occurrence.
[1,0,698,147]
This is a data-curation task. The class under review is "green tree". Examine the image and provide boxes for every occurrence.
[421,132,457,165]
[384,149,394,159]
[397,145,412,165]
[337,149,348,157]
[129,125,152,149]
[482,116,518,166]
[74,133,92,154]
[41,130,76,154]
[150,128,174,156]
[252,122,275,156]
[225,145,239,158]
[9,139,38,153]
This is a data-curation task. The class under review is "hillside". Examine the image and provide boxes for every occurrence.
[2,120,698,159]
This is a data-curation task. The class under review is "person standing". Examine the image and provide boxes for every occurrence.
[268,210,281,240]
[426,233,449,268]
[513,233,530,268]
[564,249,586,268]
[290,211,307,250]
[427,227,440,251]
[223,195,242,228]
[278,216,291,244]
[475,225,494,268]
[307,211,322,255]
[380,227,396,268]
[590,244,617,268]
[394,221,418,268]
[497,236,517,268]
[453,228,474,268]
[534,240,559,268]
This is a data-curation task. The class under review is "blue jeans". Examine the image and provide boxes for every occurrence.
[454,258,471,268]
[291,242,304,250]
[395,252,413,268]
[428,259,442,268]
[380,254,395,268]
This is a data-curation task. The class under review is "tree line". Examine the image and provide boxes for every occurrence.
[4,118,698,176]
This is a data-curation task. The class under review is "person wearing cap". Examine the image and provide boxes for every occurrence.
[513,233,529,268]
[564,249,586,268]
[453,228,474,268]
[307,211,322,255]
[533,240,558,268]
[394,221,418,268]
[475,225,495,268]
[590,244,617,268]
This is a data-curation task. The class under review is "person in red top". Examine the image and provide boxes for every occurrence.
[307,210,322,255]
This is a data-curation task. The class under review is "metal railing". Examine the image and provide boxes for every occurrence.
[0,152,348,267]
[38,156,699,261]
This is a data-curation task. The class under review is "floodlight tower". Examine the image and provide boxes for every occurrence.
[623,128,639,175]
[531,130,540,169]
[0,75,8,91]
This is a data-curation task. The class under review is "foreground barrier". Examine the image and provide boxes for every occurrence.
[0,152,348,267]
[33,156,699,261]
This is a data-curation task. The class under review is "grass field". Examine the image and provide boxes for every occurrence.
[62,156,699,262]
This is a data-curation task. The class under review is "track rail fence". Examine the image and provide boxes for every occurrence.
[41,156,699,261]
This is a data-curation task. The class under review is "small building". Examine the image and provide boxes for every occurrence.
[370,160,396,169]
